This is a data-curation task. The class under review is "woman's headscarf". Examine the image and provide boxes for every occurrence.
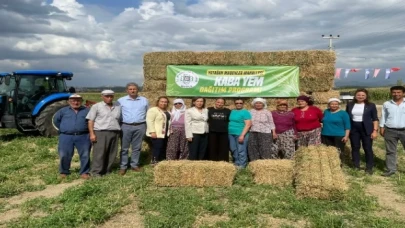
[171,98,186,122]
[251,97,267,109]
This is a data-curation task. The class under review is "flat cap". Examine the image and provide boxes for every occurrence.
[101,89,114,95]
[69,94,82,99]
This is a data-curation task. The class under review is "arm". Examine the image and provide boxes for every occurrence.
[342,112,351,143]
[371,104,379,139]
[267,111,277,139]
[379,104,386,136]
[53,109,62,130]
[184,109,193,141]
[317,107,324,123]
[239,119,252,143]
[88,120,96,142]
[146,108,157,138]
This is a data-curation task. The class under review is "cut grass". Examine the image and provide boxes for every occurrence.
[2,128,405,227]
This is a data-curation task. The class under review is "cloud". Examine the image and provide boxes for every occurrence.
[0,0,404,87]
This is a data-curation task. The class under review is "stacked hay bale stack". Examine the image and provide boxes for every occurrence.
[141,51,338,110]
[294,145,348,199]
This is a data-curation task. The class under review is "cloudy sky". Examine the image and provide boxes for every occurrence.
[0,0,404,87]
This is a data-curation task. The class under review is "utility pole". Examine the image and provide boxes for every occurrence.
[322,34,340,51]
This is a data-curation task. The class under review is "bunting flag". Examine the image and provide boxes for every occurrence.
[344,69,350,78]
[365,69,370,79]
[350,68,361,72]
[335,68,342,79]
[391,67,401,72]
[373,68,380,78]
[385,68,391,79]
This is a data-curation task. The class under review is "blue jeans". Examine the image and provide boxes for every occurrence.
[120,123,146,169]
[228,134,249,168]
[58,134,91,175]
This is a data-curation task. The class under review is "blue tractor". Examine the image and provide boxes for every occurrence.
[0,70,75,136]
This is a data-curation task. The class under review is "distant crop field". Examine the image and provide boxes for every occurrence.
[338,87,392,103]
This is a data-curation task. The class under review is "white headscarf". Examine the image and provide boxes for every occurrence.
[251,97,267,109]
[171,98,186,122]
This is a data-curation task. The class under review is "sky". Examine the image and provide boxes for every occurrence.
[0,0,404,87]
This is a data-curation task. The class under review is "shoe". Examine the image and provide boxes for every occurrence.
[382,171,396,177]
[80,174,90,180]
[119,169,127,176]
[131,167,142,172]
[60,174,67,179]
[365,169,373,175]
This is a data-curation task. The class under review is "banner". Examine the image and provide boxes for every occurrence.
[166,65,300,97]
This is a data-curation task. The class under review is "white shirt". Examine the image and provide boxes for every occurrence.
[352,103,365,122]
[380,99,405,128]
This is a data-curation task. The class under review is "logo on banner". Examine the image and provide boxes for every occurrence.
[175,71,199,88]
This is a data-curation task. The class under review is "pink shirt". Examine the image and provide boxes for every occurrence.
[250,109,275,133]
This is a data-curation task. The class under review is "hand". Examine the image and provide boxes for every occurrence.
[151,132,157,139]
[272,133,278,140]
[187,138,192,142]
[90,133,97,143]
[341,136,349,143]
[371,131,378,140]
[293,135,299,141]
[238,135,244,144]
[380,128,385,137]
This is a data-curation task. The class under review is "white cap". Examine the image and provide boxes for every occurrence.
[69,94,82,99]
[328,98,341,104]
[101,90,114,95]
[251,97,267,108]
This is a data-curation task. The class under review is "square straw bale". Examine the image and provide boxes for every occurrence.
[142,80,167,92]
[144,51,197,65]
[154,161,237,187]
[311,90,340,104]
[294,145,348,200]
[224,51,254,65]
[143,65,167,80]
[194,52,228,65]
[248,160,294,187]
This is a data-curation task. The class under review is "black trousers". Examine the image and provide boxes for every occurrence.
[208,132,229,161]
[349,122,374,170]
[188,133,208,160]
[151,138,167,161]
[321,135,345,162]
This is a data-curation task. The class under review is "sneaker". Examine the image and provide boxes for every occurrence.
[382,171,396,177]
[80,174,90,180]
[365,169,373,175]
[60,174,67,179]
[131,167,142,172]
[119,169,127,176]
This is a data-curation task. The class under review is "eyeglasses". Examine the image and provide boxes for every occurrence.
[235,102,243,104]
[174,103,182,105]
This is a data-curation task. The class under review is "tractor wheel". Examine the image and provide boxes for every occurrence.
[35,100,69,137]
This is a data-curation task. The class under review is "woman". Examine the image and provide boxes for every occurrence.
[228,99,252,168]
[166,98,189,160]
[321,98,351,162]
[292,95,323,147]
[271,99,297,159]
[248,98,277,161]
[185,97,209,160]
[207,98,231,161]
[346,89,378,174]
[146,96,171,165]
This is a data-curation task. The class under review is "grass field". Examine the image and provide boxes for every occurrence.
[1,128,405,227]
[1,89,404,227]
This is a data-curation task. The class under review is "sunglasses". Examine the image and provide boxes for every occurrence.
[235,102,243,105]
[174,103,182,105]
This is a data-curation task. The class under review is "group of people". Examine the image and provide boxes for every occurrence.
[54,82,405,179]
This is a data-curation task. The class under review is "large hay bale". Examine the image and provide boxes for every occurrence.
[251,50,335,65]
[154,161,237,187]
[248,160,294,187]
[144,51,197,65]
[311,90,340,104]
[294,145,348,200]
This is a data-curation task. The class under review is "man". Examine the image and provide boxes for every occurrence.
[86,90,121,177]
[117,82,149,175]
[380,86,405,177]
[53,94,91,179]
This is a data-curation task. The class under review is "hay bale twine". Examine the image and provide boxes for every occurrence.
[154,161,237,187]
[294,145,348,200]
[248,160,294,187]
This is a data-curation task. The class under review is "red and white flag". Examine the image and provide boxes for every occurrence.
[335,68,342,79]
[391,67,401,72]
[373,68,380,78]
[350,68,361,72]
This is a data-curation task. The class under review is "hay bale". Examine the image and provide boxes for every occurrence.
[248,160,294,187]
[142,80,166,92]
[154,161,237,187]
[143,65,167,80]
[144,51,197,65]
[194,52,228,65]
[294,145,348,200]
[224,51,254,65]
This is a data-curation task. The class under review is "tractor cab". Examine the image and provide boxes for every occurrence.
[0,70,74,136]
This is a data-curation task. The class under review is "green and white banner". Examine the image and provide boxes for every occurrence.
[166,65,300,97]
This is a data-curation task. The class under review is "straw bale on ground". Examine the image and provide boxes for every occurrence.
[294,145,348,200]
[154,161,237,187]
[248,160,294,187]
